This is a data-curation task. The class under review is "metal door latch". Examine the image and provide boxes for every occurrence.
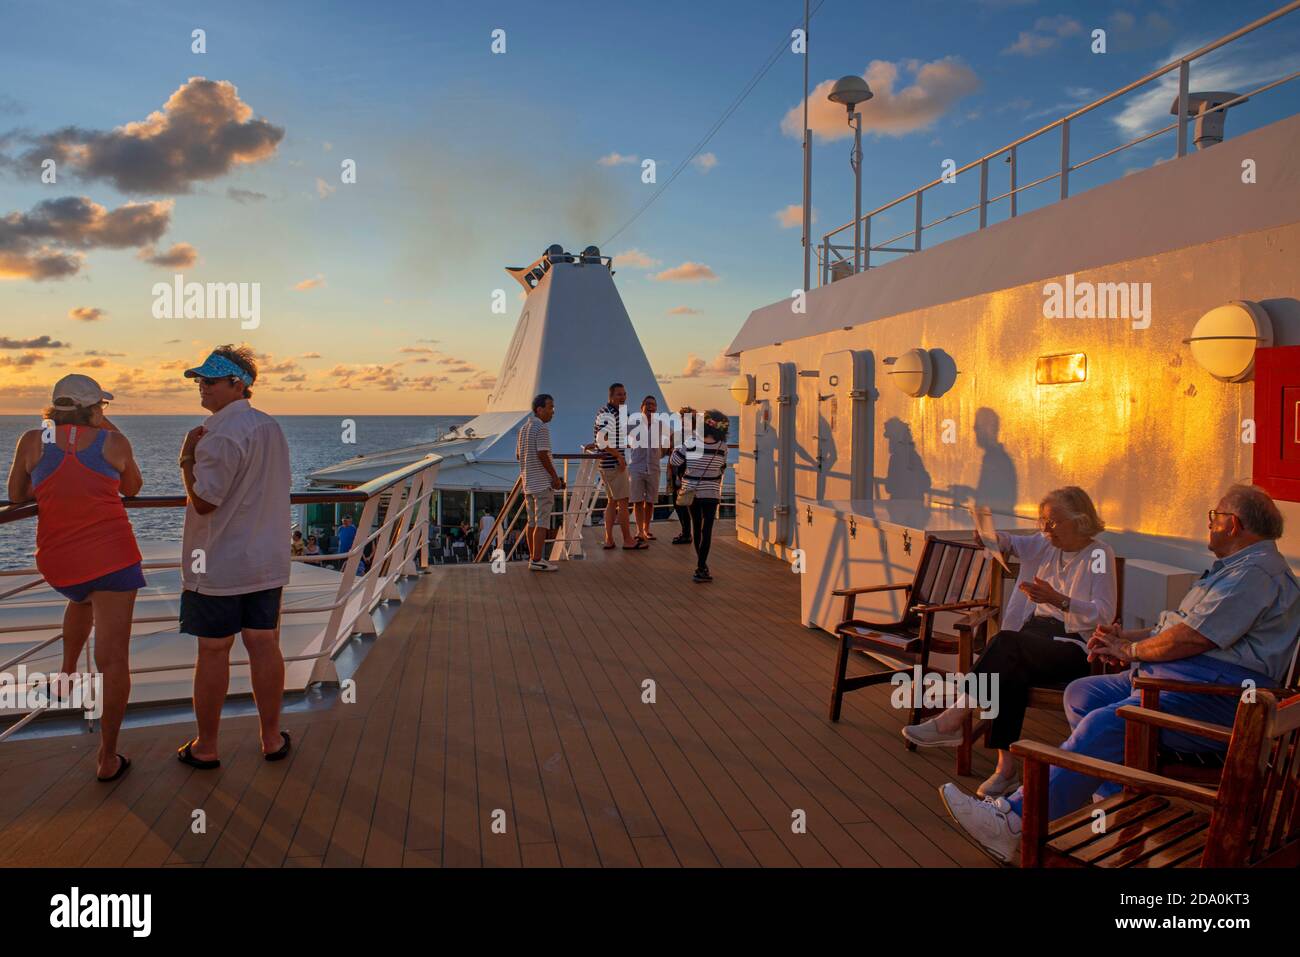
[805,505,813,525]
[902,529,913,555]
[848,516,857,538]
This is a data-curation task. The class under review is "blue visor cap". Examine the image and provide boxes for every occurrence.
[184,353,254,386]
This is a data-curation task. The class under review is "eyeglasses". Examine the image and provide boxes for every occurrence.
[1208,509,1239,526]
[1037,517,1059,530]
[197,376,235,387]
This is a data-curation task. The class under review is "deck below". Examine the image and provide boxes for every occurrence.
[0,522,1068,867]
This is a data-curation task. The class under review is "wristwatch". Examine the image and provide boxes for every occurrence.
[1059,595,1071,613]
[178,454,196,467]
[1128,639,1141,662]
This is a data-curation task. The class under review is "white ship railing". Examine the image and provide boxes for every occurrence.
[818,0,1300,284]
[0,454,440,742]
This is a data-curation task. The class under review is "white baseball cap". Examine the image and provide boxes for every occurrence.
[51,373,114,409]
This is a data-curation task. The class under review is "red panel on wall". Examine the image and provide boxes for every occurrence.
[1254,345,1300,503]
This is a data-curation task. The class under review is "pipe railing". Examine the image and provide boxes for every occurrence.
[0,454,440,741]
[817,1,1300,284]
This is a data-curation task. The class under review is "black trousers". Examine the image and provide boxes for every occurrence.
[972,615,1089,749]
[673,502,691,537]
[688,499,719,570]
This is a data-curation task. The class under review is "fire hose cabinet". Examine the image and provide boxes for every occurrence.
[1253,345,1300,503]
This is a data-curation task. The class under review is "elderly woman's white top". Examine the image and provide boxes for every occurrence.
[995,530,1118,646]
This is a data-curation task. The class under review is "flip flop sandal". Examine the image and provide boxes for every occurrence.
[602,542,617,550]
[264,731,292,762]
[177,739,221,770]
[623,540,647,549]
[97,754,131,783]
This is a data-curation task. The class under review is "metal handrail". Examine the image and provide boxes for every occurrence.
[817,0,1300,283]
[0,454,440,740]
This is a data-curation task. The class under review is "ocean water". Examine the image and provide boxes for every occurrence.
[0,415,466,568]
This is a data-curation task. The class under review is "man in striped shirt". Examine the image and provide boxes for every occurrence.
[516,394,564,571]
[590,382,640,550]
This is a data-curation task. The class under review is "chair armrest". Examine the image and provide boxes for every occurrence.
[913,599,994,615]
[1115,705,1232,746]
[1131,674,1246,697]
[831,583,910,597]
[1011,739,1218,807]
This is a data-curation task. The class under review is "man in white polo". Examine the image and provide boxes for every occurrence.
[175,344,293,769]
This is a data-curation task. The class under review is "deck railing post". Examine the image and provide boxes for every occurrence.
[863,216,871,270]
[1009,146,1018,218]
[1176,59,1190,157]
[1060,118,1070,199]
[979,158,988,228]
[913,192,923,252]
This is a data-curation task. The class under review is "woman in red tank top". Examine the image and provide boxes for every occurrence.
[5,375,144,782]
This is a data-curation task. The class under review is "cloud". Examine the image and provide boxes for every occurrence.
[612,248,661,269]
[294,274,325,291]
[77,357,108,368]
[692,152,718,173]
[0,352,42,368]
[775,203,817,228]
[0,196,173,281]
[315,177,336,199]
[281,372,306,382]
[597,152,638,166]
[653,262,718,282]
[227,187,267,204]
[464,372,497,390]
[1112,39,1300,139]
[83,349,125,357]
[679,350,738,379]
[68,306,107,322]
[668,306,700,315]
[681,355,706,378]
[1003,15,1082,56]
[1,335,67,349]
[19,77,283,194]
[139,241,198,269]
[399,346,436,354]
[300,351,321,358]
[784,57,980,141]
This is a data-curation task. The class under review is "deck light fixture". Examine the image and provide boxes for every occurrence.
[887,348,932,397]
[828,75,873,274]
[729,373,755,406]
[1035,352,1087,385]
[1184,300,1273,382]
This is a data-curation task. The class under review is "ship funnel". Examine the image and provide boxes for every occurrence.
[1169,91,1246,149]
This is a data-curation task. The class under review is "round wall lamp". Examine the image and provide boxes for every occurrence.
[1184,300,1273,382]
[887,348,933,397]
[729,373,755,406]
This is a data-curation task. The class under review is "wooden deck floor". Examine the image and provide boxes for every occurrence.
[0,522,1069,867]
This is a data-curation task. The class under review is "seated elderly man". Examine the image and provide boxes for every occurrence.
[940,484,1300,863]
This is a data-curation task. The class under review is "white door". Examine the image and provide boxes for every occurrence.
[794,369,821,501]
[817,349,870,501]
[744,361,795,546]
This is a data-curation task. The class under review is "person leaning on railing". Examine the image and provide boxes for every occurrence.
[904,487,1117,801]
[4,374,144,783]
[940,484,1300,865]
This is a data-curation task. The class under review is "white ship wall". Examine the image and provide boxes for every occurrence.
[731,112,1300,579]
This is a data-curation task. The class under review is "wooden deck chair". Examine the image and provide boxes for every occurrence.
[828,536,999,755]
[1014,689,1300,868]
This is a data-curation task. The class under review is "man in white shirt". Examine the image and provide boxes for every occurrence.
[478,510,495,539]
[175,345,292,769]
[516,393,564,571]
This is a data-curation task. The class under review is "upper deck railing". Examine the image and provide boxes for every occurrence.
[817,1,1300,285]
[0,454,440,741]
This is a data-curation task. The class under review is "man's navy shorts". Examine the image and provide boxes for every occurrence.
[180,587,283,638]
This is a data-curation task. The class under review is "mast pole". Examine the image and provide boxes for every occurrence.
[802,0,812,292]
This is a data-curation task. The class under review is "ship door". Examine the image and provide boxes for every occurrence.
[817,349,870,501]
[740,361,795,546]
[794,367,821,501]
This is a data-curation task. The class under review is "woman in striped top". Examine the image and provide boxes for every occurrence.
[669,410,729,583]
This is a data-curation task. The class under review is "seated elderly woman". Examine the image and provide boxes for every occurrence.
[902,486,1117,799]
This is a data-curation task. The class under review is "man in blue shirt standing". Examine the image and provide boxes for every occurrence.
[335,514,357,570]
[941,484,1300,863]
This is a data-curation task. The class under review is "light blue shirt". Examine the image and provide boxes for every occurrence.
[1154,540,1300,684]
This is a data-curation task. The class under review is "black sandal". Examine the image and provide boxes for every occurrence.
[97,754,131,783]
[264,731,291,762]
[177,739,221,770]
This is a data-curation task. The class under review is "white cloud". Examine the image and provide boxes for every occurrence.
[597,152,638,166]
[692,152,718,173]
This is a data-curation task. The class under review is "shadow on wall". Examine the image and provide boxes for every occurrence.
[883,417,932,499]
[1263,298,1300,345]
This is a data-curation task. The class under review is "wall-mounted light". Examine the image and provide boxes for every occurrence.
[729,373,755,406]
[1036,352,1087,384]
[887,348,932,397]
[1184,300,1273,382]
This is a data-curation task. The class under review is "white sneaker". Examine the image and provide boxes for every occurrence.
[901,719,964,748]
[976,767,1021,800]
[938,783,1022,864]
[528,560,558,572]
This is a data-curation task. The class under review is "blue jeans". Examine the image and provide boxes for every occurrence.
[1005,655,1274,820]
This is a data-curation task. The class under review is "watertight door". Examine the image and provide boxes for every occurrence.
[794,368,821,501]
[817,349,870,501]
[741,361,795,545]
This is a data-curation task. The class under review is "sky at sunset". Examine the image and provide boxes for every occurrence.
[2,0,1298,416]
